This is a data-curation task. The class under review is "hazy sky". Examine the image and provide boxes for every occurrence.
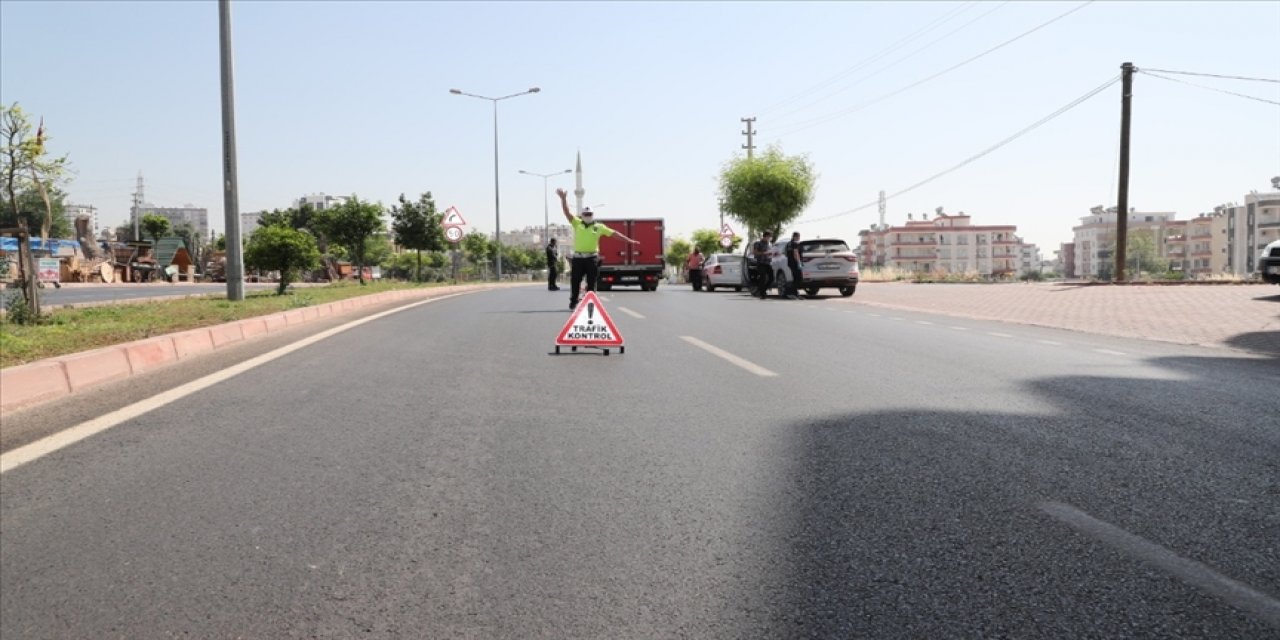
[2,1,1277,252]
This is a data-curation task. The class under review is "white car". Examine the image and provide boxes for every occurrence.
[1259,239,1280,285]
[770,238,860,297]
[702,254,744,292]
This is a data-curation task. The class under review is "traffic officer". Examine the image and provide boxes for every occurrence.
[546,237,560,290]
[556,188,638,310]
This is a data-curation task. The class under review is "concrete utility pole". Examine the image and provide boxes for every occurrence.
[132,172,144,242]
[218,0,244,300]
[1115,61,1135,283]
[741,117,756,159]
[574,151,585,216]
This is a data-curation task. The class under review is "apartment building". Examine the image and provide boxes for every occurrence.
[63,203,98,237]
[135,204,209,239]
[1210,179,1280,277]
[293,193,349,211]
[858,210,1035,277]
[1071,207,1178,279]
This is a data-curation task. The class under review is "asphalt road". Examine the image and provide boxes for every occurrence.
[2,286,1277,638]
[0,282,281,309]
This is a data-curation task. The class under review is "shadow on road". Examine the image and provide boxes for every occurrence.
[762,353,1279,637]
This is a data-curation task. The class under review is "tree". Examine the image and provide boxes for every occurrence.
[389,192,445,282]
[312,195,384,284]
[666,238,692,274]
[244,225,321,295]
[1,187,71,239]
[691,228,742,256]
[718,144,816,238]
[461,229,494,276]
[1,103,70,321]
[141,213,171,246]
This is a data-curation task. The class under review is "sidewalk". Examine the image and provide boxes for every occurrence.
[847,282,1280,356]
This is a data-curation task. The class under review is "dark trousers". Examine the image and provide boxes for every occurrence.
[788,262,802,295]
[547,262,558,289]
[570,256,599,306]
[689,269,703,290]
[755,262,773,297]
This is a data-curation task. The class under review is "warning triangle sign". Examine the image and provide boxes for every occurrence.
[720,223,735,237]
[442,206,467,227]
[555,291,624,347]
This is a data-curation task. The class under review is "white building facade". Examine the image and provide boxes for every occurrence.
[859,211,1035,278]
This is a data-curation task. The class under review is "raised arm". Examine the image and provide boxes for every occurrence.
[556,188,574,223]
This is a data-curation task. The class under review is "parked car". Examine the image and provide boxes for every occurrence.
[702,254,744,292]
[770,238,860,297]
[1259,239,1280,284]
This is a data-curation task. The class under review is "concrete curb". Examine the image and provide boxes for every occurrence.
[0,283,517,417]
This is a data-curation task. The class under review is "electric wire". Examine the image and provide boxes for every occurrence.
[767,2,1008,124]
[769,1,1094,139]
[758,2,980,117]
[1138,70,1280,107]
[796,74,1121,225]
[1138,69,1279,84]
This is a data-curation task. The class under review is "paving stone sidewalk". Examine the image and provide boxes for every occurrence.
[847,282,1280,356]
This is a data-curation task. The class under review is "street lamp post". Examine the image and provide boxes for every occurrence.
[518,169,571,245]
[450,86,540,280]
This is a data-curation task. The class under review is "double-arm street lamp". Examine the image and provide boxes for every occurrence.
[518,168,571,245]
[449,86,540,279]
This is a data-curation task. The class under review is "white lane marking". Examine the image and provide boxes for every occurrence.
[916,320,934,326]
[680,336,778,378]
[1038,340,1063,346]
[1,293,471,475]
[1094,348,1127,356]
[988,332,1013,338]
[618,306,645,319]
[1040,502,1280,628]
[867,313,881,317]
[950,326,969,331]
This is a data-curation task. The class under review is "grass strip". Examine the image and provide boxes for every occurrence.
[0,281,439,369]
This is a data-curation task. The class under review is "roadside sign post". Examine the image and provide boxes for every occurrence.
[442,206,466,284]
[719,223,736,250]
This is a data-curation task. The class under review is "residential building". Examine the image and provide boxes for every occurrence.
[1071,206,1177,279]
[858,210,1034,277]
[294,193,348,211]
[135,204,209,240]
[63,203,98,237]
[241,210,265,233]
[1057,243,1076,278]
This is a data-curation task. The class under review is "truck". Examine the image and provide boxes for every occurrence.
[595,218,665,291]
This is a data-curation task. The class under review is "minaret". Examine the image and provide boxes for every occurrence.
[574,151,585,215]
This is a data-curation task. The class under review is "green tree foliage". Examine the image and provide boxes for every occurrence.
[718,145,816,237]
[141,213,171,246]
[461,230,494,274]
[389,192,445,282]
[0,102,70,243]
[313,195,384,285]
[690,228,741,256]
[666,238,692,271]
[244,225,321,295]
[0,186,71,239]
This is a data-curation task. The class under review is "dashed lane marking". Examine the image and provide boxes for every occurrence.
[618,307,645,319]
[680,336,778,378]
[1040,501,1280,629]
[1094,348,1127,356]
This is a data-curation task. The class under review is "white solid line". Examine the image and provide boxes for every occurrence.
[988,332,1013,338]
[618,306,645,319]
[916,320,934,326]
[1094,348,1127,356]
[0,293,471,475]
[867,313,881,317]
[950,326,969,331]
[1040,501,1280,628]
[1038,340,1063,346]
[680,336,778,377]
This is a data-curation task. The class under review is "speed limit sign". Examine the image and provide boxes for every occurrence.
[445,226,464,243]
[719,236,733,249]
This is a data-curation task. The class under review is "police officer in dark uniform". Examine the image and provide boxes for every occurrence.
[546,237,560,290]
[785,231,804,299]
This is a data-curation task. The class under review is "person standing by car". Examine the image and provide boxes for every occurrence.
[686,247,705,291]
[556,188,639,310]
[545,237,560,291]
[785,231,804,299]
[752,231,774,299]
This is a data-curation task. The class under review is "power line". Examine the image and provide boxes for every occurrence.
[1139,68,1279,84]
[797,74,1121,225]
[757,2,981,117]
[1138,70,1280,107]
[770,1,1095,138]
[767,2,1008,123]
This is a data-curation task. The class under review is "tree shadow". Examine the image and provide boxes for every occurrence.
[757,353,1279,637]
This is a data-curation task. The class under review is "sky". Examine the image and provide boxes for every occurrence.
[2,0,1277,254]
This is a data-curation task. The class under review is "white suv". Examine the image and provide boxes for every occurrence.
[747,238,860,297]
[1259,239,1280,285]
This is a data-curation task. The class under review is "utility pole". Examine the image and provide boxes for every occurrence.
[132,172,144,242]
[218,0,244,300]
[741,117,756,159]
[1115,61,1134,282]
[878,190,886,230]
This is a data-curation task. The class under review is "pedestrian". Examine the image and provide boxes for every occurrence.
[786,231,804,299]
[556,188,639,310]
[752,231,774,299]
[686,247,705,291]
[546,237,560,290]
